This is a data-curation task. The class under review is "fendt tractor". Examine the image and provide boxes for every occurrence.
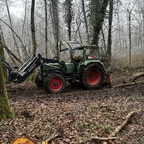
[1,41,111,93]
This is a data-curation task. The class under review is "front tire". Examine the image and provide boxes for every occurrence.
[44,73,66,93]
[81,63,104,89]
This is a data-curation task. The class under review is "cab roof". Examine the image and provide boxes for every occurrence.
[59,41,98,51]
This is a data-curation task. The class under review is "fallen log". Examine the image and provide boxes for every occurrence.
[113,81,144,88]
[82,111,139,144]
[91,136,119,141]
[127,72,144,82]
[103,111,138,144]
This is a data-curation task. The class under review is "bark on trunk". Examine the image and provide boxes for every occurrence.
[0,27,7,80]
[31,0,37,56]
[81,0,90,44]
[128,10,132,66]
[0,35,14,120]
[44,0,48,58]
[30,0,37,82]
[90,0,109,45]
[50,0,59,56]
[106,0,114,65]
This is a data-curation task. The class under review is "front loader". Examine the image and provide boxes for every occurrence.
[1,41,111,94]
[0,54,64,83]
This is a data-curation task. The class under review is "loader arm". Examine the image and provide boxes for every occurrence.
[1,54,62,83]
[5,54,42,83]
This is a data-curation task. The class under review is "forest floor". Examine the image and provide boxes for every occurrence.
[0,66,144,144]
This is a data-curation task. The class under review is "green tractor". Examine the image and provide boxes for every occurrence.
[1,41,111,94]
[36,41,111,93]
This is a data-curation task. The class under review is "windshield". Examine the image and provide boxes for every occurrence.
[72,49,83,59]
[67,41,82,49]
[59,41,83,62]
[59,49,71,62]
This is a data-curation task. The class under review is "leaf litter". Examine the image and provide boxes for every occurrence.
[0,72,144,144]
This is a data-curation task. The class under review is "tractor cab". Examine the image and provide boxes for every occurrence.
[58,41,104,63]
[58,41,82,62]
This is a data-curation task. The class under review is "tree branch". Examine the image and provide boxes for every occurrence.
[82,110,140,144]
[2,44,23,64]
[42,132,59,144]
[103,111,139,144]
[0,19,28,57]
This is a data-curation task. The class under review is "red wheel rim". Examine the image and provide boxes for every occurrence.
[50,78,63,92]
[86,69,101,85]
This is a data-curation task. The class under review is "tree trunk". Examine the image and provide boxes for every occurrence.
[90,0,109,45]
[81,0,90,44]
[44,0,48,58]
[0,35,14,120]
[128,9,132,66]
[76,18,83,44]
[64,0,73,41]
[21,0,29,60]
[50,0,59,56]
[30,0,37,82]
[106,0,114,65]
[31,0,37,56]
[101,27,107,52]
[0,27,7,80]
[142,8,144,64]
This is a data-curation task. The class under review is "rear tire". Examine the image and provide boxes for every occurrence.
[81,63,104,89]
[44,73,66,93]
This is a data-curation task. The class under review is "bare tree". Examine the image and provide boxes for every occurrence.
[75,11,83,44]
[30,0,37,82]
[50,0,59,56]
[44,0,48,58]
[31,0,37,56]
[127,9,132,65]
[22,0,28,42]
[5,0,21,59]
[64,0,73,41]
[89,0,109,46]
[81,0,90,44]
[127,0,137,65]
[106,0,114,65]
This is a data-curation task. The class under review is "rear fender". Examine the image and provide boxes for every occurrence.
[83,60,104,67]
[79,61,105,72]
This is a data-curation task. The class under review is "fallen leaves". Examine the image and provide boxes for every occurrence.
[0,77,143,143]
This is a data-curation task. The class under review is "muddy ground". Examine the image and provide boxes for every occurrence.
[0,68,144,144]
